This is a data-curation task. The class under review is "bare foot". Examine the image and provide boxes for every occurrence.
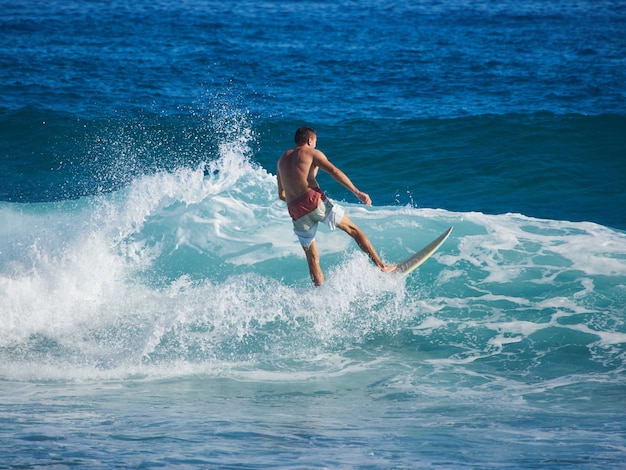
[381,264,397,273]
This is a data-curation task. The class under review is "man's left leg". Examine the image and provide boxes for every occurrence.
[337,215,395,272]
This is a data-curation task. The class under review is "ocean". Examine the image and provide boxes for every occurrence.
[1,0,625,468]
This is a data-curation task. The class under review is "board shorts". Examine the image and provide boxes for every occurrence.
[287,188,345,248]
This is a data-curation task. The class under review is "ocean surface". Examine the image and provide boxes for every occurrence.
[1,0,626,468]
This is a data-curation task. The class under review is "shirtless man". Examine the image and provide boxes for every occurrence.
[277,126,395,286]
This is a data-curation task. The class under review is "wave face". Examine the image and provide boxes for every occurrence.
[3,109,625,230]
[2,124,625,386]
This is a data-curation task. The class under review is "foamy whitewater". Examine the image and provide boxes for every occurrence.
[2,0,625,467]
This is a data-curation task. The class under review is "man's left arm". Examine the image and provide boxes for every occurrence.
[315,152,372,206]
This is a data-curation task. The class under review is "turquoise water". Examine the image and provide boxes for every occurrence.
[1,0,626,468]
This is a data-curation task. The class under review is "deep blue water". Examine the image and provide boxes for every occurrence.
[1,0,626,468]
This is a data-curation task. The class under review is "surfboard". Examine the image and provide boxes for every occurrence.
[396,226,453,276]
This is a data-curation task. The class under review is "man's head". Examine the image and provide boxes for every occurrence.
[295,126,317,146]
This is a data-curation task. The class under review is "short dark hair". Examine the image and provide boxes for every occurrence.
[295,126,316,146]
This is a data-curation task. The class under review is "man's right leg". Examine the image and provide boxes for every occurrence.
[303,241,324,286]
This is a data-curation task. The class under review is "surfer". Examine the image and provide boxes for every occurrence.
[277,126,396,286]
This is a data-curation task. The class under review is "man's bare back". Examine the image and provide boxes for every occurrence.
[277,144,321,204]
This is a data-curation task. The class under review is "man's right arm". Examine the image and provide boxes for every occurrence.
[276,169,286,202]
